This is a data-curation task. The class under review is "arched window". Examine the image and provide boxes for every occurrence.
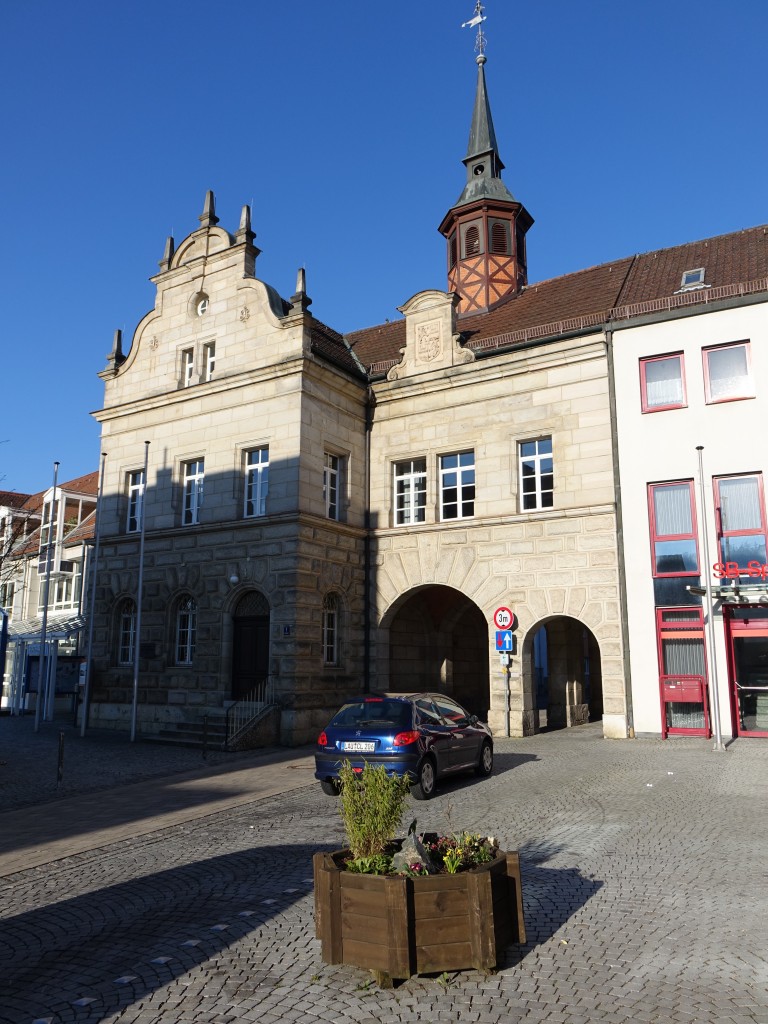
[176,596,197,665]
[117,598,136,665]
[322,593,340,666]
[463,224,481,258]
[490,221,510,255]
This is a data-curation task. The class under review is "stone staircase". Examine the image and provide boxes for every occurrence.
[153,712,228,750]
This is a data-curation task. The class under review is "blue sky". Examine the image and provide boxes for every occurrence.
[1,0,766,494]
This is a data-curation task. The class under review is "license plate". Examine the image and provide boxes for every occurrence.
[342,741,375,752]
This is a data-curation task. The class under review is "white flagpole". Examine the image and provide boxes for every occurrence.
[696,446,726,751]
[130,442,150,742]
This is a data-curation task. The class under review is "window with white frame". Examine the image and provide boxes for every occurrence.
[203,341,216,382]
[703,341,753,403]
[440,451,475,520]
[126,470,145,533]
[118,598,136,665]
[244,446,269,517]
[0,581,15,616]
[323,452,344,520]
[176,596,197,664]
[639,354,686,412]
[182,459,204,525]
[322,592,339,665]
[182,348,195,388]
[394,458,427,525]
[519,438,554,511]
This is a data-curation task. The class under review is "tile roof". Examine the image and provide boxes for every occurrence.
[0,491,33,510]
[310,318,367,380]
[346,224,768,373]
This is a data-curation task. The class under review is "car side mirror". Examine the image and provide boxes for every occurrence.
[469,714,479,726]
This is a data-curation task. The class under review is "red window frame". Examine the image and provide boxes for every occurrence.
[713,473,768,571]
[702,340,753,404]
[639,353,686,413]
[647,480,699,577]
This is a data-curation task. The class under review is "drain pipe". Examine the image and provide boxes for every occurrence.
[363,387,375,694]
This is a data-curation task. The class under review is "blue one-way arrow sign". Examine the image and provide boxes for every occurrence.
[495,630,514,652]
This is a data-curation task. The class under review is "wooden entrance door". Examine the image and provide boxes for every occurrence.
[231,592,270,701]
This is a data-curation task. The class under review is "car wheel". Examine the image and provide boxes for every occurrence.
[411,758,436,800]
[320,779,340,796]
[475,740,493,777]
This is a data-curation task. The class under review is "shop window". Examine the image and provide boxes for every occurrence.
[639,354,686,412]
[648,481,699,576]
[715,474,767,574]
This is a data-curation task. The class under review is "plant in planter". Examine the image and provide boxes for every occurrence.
[313,761,526,985]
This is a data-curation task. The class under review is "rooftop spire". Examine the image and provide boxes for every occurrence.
[456,2,510,204]
[198,190,219,228]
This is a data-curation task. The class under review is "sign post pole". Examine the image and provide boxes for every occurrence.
[493,609,516,739]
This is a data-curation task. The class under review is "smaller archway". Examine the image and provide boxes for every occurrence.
[526,616,603,731]
[231,591,270,701]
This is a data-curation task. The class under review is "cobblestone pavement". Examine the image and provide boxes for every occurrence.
[1,720,767,1024]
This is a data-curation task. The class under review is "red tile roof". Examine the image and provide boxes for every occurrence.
[347,224,768,373]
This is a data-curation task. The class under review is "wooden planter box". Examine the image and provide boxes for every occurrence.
[313,847,525,982]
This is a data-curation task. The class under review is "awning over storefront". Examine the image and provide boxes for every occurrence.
[8,613,85,642]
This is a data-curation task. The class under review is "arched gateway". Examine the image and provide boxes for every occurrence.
[524,616,603,730]
[381,585,490,718]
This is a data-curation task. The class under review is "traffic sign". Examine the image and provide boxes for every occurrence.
[495,630,515,652]
[493,606,514,630]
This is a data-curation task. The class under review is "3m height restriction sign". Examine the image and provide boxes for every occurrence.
[493,607,513,630]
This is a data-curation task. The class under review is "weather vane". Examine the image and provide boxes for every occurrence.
[461,1,487,57]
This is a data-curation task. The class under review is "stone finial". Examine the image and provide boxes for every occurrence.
[158,235,175,272]
[105,329,125,371]
[198,190,219,228]
[290,267,312,312]
[235,204,256,245]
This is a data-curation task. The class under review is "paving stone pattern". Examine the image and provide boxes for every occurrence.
[1,722,767,1023]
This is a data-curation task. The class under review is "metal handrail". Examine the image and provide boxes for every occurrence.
[225,678,275,749]
[735,682,768,692]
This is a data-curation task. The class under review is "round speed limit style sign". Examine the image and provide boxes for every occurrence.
[493,606,514,630]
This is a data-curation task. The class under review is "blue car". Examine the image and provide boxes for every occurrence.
[314,692,494,800]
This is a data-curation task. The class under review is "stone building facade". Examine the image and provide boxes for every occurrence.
[86,46,768,746]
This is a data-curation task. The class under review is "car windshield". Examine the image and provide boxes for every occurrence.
[330,700,413,730]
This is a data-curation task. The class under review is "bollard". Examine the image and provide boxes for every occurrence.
[202,714,208,760]
[57,730,65,789]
